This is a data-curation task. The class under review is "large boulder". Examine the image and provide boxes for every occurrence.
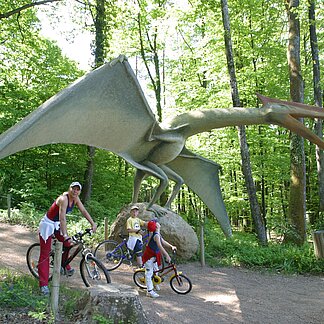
[75,284,148,323]
[109,203,199,259]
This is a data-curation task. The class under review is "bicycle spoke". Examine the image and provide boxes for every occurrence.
[94,240,124,271]
[133,269,146,289]
[26,243,54,281]
[170,273,192,294]
[80,255,111,287]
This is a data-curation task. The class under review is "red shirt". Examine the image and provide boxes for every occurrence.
[47,194,74,221]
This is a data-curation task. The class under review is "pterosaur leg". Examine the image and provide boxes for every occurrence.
[160,165,184,209]
[132,161,169,210]
[132,169,146,203]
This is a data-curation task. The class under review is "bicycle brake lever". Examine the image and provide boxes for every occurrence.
[71,235,78,243]
[86,228,93,235]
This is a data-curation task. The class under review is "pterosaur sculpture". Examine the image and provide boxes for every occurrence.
[1,55,324,238]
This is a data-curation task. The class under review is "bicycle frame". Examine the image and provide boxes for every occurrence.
[60,230,94,268]
[153,262,181,284]
[109,233,150,261]
[27,228,111,287]
[60,242,83,268]
[133,251,191,294]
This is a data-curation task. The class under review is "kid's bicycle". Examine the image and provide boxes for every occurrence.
[94,233,150,271]
[133,252,192,294]
[26,228,111,287]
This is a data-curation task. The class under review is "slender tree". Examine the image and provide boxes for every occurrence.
[81,0,117,203]
[308,0,324,215]
[80,0,107,203]
[220,0,267,244]
[284,0,306,245]
[221,0,267,245]
[135,0,166,122]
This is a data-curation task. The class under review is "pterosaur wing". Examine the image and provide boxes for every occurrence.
[0,56,157,162]
[167,147,232,236]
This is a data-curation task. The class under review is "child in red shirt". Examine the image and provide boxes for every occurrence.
[142,220,176,298]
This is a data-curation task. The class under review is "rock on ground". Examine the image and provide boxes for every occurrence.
[76,283,148,323]
[109,203,199,259]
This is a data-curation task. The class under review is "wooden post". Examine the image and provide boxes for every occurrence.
[200,222,205,267]
[7,194,11,220]
[312,230,324,259]
[51,241,63,321]
[105,217,109,240]
[199,210,205,267]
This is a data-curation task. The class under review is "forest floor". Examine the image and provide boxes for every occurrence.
[0,222,323,324]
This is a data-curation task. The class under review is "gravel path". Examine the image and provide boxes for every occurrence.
[0,222,323,324]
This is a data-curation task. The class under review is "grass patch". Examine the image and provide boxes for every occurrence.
[0,268,85,323]
[204,228,324,275]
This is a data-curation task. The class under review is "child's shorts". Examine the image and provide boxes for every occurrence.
[133,239,143,256]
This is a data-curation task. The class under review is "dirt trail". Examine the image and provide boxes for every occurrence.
[0,222,323,324]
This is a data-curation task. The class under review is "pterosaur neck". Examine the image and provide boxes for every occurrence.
[167,108,265,138]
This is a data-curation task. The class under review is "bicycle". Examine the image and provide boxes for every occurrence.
[26,228,111,287]
[133,252,192,294]
[94,232,151,271]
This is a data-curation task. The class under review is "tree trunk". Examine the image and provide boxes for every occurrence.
[81,0,106,202]
[308,0,324,213]
[137,10,163,122]
[284,0,306,245]
[81,146,95,203]
[220,0,267,245]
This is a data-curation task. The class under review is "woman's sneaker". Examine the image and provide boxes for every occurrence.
[64,268,75,276]
[146,290,159,298]
[40,286,50,296]
[61,267,75,276]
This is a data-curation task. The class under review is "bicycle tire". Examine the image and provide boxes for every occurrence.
[170,273,192,294]
[94,240,124,271]
[26,243,54,281]
[133,269,146,289]
[80,255,111,287]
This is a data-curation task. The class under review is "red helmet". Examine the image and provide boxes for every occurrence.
[147,220,157,232]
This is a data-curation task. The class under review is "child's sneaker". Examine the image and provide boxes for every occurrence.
[154,284,160,291]
[146,290,159,298]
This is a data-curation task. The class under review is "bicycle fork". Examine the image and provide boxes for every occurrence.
[84,253,100,279]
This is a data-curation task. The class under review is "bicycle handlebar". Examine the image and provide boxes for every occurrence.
[72,228,93,242]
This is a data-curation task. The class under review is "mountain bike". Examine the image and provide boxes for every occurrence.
[133,252,192,294]
[26,228,111,287]
[94,232,150,271]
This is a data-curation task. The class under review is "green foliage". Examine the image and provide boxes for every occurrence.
[204,226,324,275]
[92,314,114,324]
[0,267,88,322]
[0,269,46,309]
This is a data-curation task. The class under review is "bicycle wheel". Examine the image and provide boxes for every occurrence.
[80,255,111,287]
[170,273,192,294]
[26,243,54,281]
[94,240,124,271]
[133,269,146,289]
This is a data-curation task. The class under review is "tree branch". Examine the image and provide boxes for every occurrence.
[0,0,62,20]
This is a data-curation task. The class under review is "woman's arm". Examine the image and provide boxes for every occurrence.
[76,197,97,232]
[58,195,69,238]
